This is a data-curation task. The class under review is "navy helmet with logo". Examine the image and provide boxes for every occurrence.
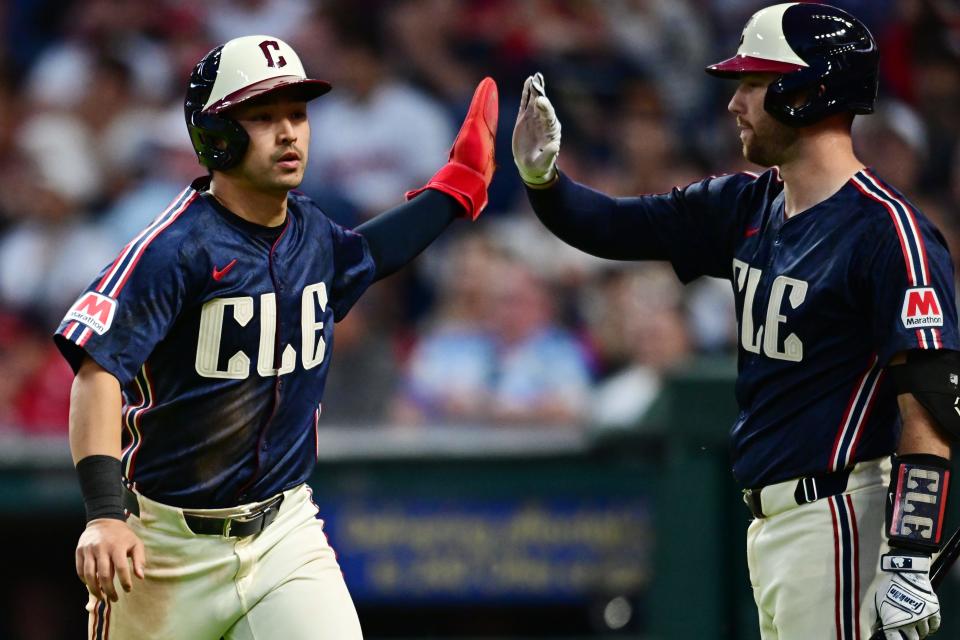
[706,3,879,127]
[184,35,332,170]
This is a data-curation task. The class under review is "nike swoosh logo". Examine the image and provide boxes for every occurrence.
[212,259,238,281]
[744,226,761,238]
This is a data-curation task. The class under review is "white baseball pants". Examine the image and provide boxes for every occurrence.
[86,483,363,640]
[747,457,891,640]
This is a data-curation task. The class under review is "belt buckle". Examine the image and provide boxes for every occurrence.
[800,476,818,503]
[223,508,260,538]
[222,498,280,538]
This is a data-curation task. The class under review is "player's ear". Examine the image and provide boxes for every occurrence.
[206,135,230,152]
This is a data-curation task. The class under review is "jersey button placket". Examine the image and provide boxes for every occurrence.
[761,229,789,360]
[749,231,782,365]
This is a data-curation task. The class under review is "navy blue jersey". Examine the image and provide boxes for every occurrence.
[656,168,959,487]
[55,179,376,508]
[527,168,958,488]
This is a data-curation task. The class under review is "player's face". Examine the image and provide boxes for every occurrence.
[728,73,798,167]
[228,95,310,194]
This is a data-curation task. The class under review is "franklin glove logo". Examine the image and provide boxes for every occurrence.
[886,584,925,614]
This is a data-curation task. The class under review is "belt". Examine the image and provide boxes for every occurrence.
[743,467,853,519]
[123,486,283,538]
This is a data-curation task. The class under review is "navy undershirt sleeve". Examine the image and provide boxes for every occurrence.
[526,173,674,261]
[356,190,461,282]
[525,171,750,282]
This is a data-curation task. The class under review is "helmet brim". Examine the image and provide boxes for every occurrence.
[706,55,806,77]
[206,76,332,114]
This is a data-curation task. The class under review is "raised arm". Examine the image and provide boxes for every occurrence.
[512,73,746,277]
[523,172,679,261]
[356,191,460,282]
[358,77,498,283]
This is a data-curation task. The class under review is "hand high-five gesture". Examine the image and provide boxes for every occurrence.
[512,73,561,186]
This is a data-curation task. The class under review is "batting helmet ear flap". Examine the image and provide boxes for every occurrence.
[187,110,249,170]
[764,57,832,126]
[765,55,878,127]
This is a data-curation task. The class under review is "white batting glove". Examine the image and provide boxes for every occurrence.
[512,72,561,186]
[875,552,941,639]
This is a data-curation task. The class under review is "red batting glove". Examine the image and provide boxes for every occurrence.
[405,77,498,220]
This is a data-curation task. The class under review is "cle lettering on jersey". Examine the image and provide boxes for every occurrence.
[51,183,378,507]
[732,258,808,362]
[195,281,329,379]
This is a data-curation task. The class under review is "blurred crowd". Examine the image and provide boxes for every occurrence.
[1,0,959,435]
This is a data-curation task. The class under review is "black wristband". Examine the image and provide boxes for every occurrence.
[75,455,125,522]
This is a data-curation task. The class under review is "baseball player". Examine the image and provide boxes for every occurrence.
[56,35,498,639]
[513,4,957,639]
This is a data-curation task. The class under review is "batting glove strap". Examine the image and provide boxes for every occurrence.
[407,77,497,221]
[405,162,489,221]
[881,552,932,573]
[886,454,951,554]
[874,553,941,638]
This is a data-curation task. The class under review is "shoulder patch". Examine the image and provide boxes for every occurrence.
[901,287,943,329]
[67,292,117,335]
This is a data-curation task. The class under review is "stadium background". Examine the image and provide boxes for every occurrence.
[0,0,958,638]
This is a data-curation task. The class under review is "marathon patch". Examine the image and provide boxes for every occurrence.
[67,292,117,335]
[901,287,943,329]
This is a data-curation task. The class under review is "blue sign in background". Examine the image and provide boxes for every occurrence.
[319,497,652,604]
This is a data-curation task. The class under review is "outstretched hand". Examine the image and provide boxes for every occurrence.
[405,77,499,220]
[513,73,561,186]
